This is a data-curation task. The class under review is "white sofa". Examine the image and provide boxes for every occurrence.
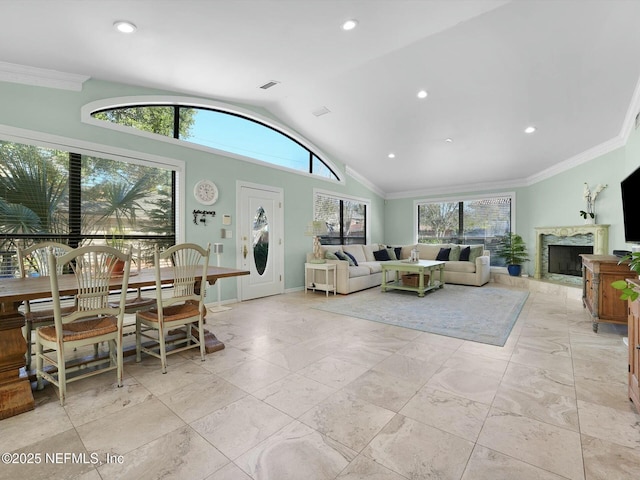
[306,243,490,294]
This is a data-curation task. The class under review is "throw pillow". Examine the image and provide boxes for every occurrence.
[334,250,351,265]
[448,244,461,261]
[325,251,339,260]
[385,247,398,260]
[436,247,451,261]
[393,246,403,260]
[373,249,391,261]
[459,246,471,261]
[468,245,483,263]
[343,251,358,266]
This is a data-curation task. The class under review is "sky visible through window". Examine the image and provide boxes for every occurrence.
[181,109,310,172]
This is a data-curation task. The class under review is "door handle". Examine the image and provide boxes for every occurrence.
[243,244,248,259]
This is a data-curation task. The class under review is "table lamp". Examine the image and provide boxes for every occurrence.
[208,242,232,313]
[305,221,327,263]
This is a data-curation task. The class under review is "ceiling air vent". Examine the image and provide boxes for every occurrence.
[312,106,331,117]
[259,80,280,90]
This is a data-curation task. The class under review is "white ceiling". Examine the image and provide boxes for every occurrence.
[2,0,640,197]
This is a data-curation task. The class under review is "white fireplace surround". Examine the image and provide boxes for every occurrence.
[534,224,609,279]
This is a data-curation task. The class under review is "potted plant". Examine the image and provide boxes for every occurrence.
[611,251,640,302]
[579,183,607,224]
[106,228,128,273]
[495,232,530,276]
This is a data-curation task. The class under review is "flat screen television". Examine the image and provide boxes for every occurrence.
[621,165,640,244]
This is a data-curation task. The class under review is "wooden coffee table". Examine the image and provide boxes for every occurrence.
[381,260,445,297]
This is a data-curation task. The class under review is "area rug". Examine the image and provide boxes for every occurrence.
[313,284,529,346]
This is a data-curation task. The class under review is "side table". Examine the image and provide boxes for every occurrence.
[305,262,337,297]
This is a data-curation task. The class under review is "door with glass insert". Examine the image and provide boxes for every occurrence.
[239,184,284,300]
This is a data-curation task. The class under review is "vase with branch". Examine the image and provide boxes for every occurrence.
[580,182,607,224]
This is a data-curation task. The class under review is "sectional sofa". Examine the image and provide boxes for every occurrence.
[306,243,490,294]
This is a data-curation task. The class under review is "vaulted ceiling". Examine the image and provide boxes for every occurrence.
[2,1,640,197]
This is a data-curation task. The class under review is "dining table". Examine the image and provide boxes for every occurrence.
[0,265,249,420]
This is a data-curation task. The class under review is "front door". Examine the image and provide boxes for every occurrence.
[238,183,284,300]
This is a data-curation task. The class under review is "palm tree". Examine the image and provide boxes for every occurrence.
[0,143,67,251]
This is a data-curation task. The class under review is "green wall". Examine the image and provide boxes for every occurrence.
[0,79,385,300]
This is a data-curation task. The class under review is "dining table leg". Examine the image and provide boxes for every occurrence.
[0,306,35,419]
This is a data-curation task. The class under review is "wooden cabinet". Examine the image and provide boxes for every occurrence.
[628,279,640,413]
[581,254,630,332]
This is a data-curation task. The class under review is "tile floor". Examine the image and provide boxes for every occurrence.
[2,282,640,480]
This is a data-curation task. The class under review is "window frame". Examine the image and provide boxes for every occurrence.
[313,188,371,245]
[414,192,516,266]
[81,96,343,184]
[0,124,186,245]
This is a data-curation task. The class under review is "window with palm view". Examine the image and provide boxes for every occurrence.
[0,139,176,276]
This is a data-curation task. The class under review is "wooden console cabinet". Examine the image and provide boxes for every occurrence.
[581,254,630,332]
[628,279,640,413]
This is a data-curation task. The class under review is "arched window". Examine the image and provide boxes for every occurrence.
[82,97,341,182]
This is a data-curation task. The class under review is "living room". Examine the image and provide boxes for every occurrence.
[1,1,640,479]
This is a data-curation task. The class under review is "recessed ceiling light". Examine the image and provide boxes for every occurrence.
[417,90,428,99]
[342,19,358,31]
[445,138,453,143]
[113,21,137,33]
[524,126,536,134]
[388,153,396,159]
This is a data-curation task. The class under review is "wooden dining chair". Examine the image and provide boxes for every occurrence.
[135,243,210,373]
[17,241,75,370]
[35,245,132,406]
[108,245,156,314]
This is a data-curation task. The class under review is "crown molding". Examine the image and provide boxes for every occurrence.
[620,73,640,143]
[345,165,386,198]
[377,124,631,200]
[0,61,89,91]
[386,177,527,200]
[523,134,625,187]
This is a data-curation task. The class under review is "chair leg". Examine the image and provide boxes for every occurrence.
[57,347,66,407]
[116,337,123,388]
[35,335,44,391]
[25,320,33,371]
[198,321,206,362]
[158,324,167,374]
[108,339,116,367]
[135,316,142,363]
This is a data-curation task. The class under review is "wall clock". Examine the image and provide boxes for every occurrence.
[193,179,219,205]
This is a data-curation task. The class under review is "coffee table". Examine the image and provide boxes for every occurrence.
[381,260,445,297]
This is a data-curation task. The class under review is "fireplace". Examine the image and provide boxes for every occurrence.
[548,245,593,277]
[534,224,609,286]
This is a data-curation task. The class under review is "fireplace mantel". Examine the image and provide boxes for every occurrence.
[534,224,609,279]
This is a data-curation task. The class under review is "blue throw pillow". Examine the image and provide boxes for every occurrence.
[373,249,391,261]
[436,247,451,261]
[343,251,358,266]
[459,246,471,261]
[335,250,355,266]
